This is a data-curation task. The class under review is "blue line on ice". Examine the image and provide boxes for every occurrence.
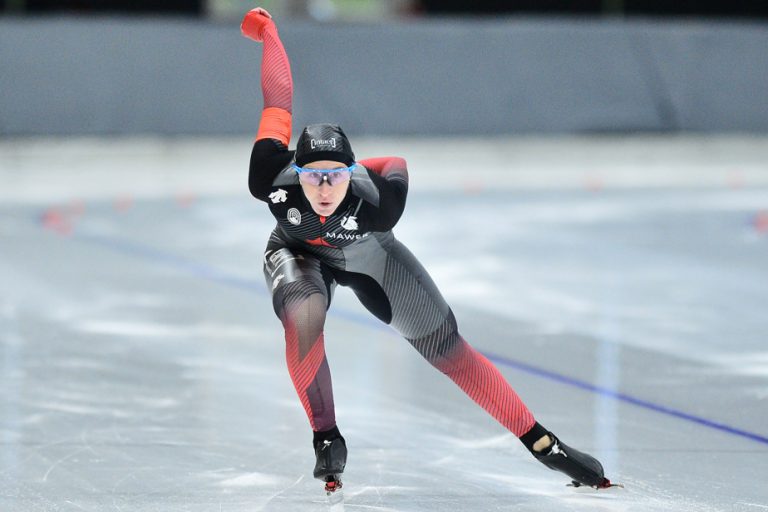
[73,230,768,447]
[482,352,768,446]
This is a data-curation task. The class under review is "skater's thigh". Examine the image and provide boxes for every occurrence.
[329,240,451,337]
[331,268,393,324]
[330,239,458,359]
[382,240,453,340]
[263,244,335,315]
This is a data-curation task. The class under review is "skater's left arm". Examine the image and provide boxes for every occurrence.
[358,156,409,231]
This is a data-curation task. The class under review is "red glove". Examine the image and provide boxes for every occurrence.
[241,7,274,42]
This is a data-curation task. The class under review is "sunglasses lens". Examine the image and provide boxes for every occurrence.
[294,165,354,186]
[327,170,351,185]
[298,171,325,186]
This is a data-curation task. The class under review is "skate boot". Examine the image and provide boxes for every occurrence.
[534,433,619,489]
[313,435,347,494]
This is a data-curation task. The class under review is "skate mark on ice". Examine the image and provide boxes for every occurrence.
[42,431,98,483]
[219,471,284,487]
[257,474,305,511]
[736,504,768,510]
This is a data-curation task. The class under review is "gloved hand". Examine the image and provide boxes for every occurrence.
[241,7,274,42]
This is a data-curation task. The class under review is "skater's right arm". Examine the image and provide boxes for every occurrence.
[243,8,296,202]
[357,157,409,231]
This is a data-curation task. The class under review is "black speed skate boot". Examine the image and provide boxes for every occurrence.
[534,433,619,489]
[313,434,347,494]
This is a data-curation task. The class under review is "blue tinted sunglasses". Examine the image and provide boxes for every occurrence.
[292,163,356,186]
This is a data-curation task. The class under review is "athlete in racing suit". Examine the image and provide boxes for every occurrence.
[241,7,614,490]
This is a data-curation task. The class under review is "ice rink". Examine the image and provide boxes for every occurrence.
[2,136,768,511]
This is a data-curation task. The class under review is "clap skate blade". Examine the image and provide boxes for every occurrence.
[568,478,624,490]
[324,475,343,494]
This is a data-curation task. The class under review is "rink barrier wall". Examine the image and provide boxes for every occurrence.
[1,16,768,135]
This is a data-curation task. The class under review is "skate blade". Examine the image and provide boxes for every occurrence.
[324,477,343,495]
[568,478,624,490]
[325,479,344,511]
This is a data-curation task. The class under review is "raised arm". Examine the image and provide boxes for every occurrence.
[242,8,296,201]
[242,7,293,144]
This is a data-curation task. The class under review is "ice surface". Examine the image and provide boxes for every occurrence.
[1,136,767,511]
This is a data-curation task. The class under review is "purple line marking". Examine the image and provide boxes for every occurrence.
[482,352,768,446]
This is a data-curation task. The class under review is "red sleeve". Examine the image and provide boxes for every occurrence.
[242,9,293,145]
[259,24,293,113]
[358,157,409,184]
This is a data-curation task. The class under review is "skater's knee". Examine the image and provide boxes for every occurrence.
[273,279,327,317]
[409,319,461,362]
[279,291,328,333]
[431,330,462,361]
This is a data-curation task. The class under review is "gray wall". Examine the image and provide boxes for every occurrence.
[1,16,767,136]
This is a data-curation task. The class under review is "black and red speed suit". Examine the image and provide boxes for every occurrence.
[244,10,537,443]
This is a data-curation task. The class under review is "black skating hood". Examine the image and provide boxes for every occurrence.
[295,124,355,167]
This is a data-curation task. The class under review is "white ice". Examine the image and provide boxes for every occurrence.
[1,136,767,511]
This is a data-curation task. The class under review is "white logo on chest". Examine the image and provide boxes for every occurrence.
[287,208,301,225]
[340,215,358,231]
[269,189,288,203]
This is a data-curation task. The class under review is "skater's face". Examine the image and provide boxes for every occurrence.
[298,160,351,216]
